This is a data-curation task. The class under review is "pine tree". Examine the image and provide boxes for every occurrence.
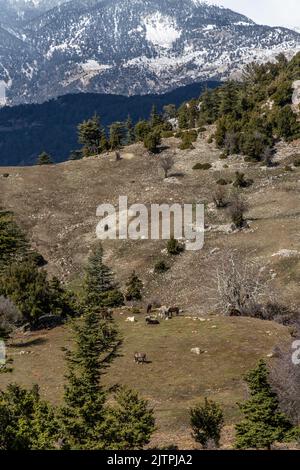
[143,131,161,154]
[0,261,52,323]
[177,104,189,129]
[78,114,102,156]
[235,361,293,449]
[0,210,29,271]
[103,387,155,450]
[99,130,109,153]
[36,151,53,165]
[84,243,124,308]
[150,105,161,128]
[109,122,126,150]
[59,310,120,449]
[190,398,224,449]
[125,271,143,301]
[134,120,151,142]
[0,384,57,450]
[125,115,135,144]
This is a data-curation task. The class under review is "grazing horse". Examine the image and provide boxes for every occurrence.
[158,306,168,319]
[146,316,160,325]
[146,304,152,314]
[168,307,180,317]
[134,352,147,364]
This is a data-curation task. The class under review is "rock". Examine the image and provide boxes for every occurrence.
[272,249,300,258]
[163,177,181,185]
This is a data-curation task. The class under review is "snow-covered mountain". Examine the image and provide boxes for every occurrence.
[1,0,300,105]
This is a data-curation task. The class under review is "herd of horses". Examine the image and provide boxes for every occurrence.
[135,304,181,363]
[146,304,180,319]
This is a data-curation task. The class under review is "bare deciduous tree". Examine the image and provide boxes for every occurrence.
[210,253,268,316]
[160,154,174,179]
[270,346,300,426]
[262,146,274,167]
[212,186,227,208]
[228,192,248,229]
[0,296,21,338]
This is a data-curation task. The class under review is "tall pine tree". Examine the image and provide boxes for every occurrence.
[235,361,293,449]
[84,243,124,308]
[59,310,120,449]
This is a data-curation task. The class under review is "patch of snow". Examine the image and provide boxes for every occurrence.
[143,12,181,49]
[202,24,215,31]
[81,60,111,73]
[234,21,252,27]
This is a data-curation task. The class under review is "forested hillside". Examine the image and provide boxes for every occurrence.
[0,81,219,165]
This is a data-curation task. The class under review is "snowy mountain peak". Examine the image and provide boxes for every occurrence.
[0,0,299,105]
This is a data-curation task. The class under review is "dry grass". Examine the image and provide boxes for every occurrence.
[0,131,299,448]
[1,314,290,448]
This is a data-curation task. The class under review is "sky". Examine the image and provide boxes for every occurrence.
[205,0,300,28]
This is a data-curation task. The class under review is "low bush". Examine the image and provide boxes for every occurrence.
[193,163,212,170]
[154,260,170,273]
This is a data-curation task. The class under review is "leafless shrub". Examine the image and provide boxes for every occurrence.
[262,146,274,167]
[211,253,268,316]
[227,192,249,229]
[259,302,299,327]
[0,296,21,338]
[160,154,174,179]
[269,345,300,426]
[224,131,239,155]
[212,186,227,208]
[210,253,300,327]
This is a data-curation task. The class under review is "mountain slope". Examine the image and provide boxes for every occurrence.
[0,0,300,104]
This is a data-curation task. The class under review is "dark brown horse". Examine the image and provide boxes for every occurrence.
[146,304,152,314]
[168,307,180,316]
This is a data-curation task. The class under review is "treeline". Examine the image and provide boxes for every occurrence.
[0,81,219,166]
[55,52,300,165]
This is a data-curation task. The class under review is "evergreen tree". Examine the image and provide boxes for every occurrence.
[103,387,155,450]
[150,105,161,128]
[0,262,76,324]
[36,151,53,165]
[0,384,57,450]
[144,131,161,154]
[219,81,239,117]
[190,398,224,449]
[0,210,29,271]
[48,277,78,317]
[275,105,300,140]
[134,120,151,142]
[0,262,53,323]
[109,122,126,150]
[235,361,293,449]
[125,115,135,144]
[125,271,143,301]
[59,310,120,449]
[177,104,189,129]
[99,132,109,153]
[84,243,124,308]
[78,114,102,156]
